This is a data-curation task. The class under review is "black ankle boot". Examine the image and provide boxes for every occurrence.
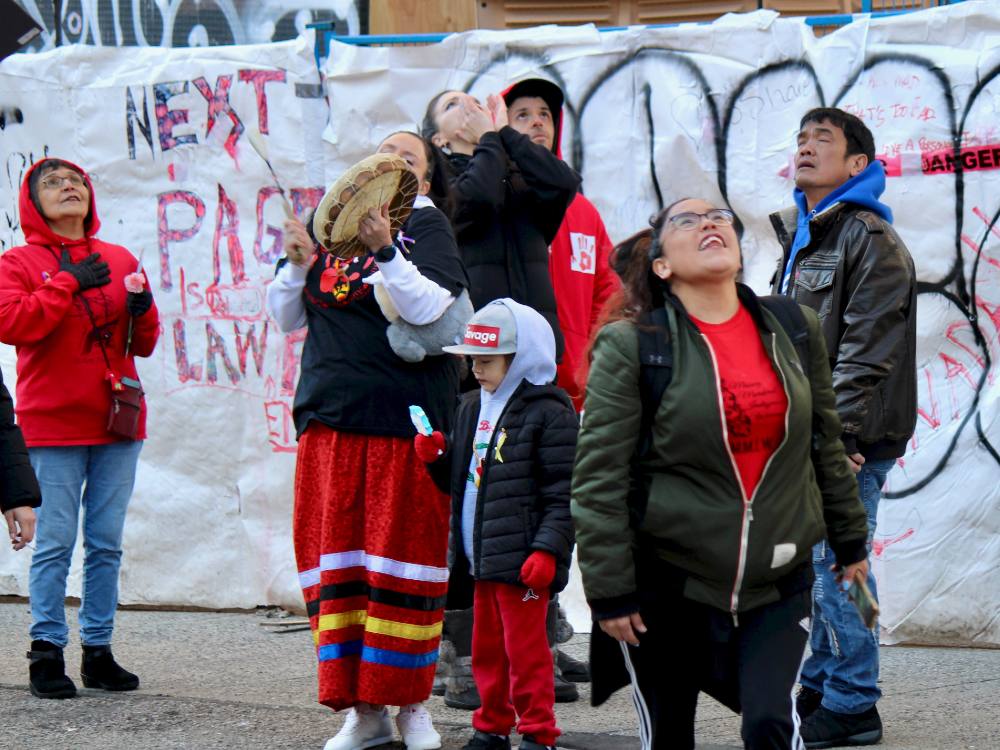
[81,645,139,691]
[27,640,77,699]
[556,648,591,683]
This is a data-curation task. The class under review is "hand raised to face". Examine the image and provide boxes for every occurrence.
[487,93,509,131]
[456,99,496,145]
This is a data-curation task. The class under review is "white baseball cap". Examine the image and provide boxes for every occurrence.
[442,302,518,356]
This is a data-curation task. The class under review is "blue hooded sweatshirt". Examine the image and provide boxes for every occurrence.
[780,161,894,293]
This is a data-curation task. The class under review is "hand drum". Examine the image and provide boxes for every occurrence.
[313,153,419,259]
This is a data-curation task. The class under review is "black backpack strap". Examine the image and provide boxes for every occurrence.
[760,295,822,459]
[636,306,673,458]
[760,295,810,372]
[630,308,672,529]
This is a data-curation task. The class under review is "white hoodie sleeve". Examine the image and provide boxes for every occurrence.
[365,251,454,325]
[266,261,309,332]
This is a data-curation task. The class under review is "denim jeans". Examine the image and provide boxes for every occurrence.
[28,441,143,647]
[800,457,894,715]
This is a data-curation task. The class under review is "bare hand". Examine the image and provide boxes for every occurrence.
[847,452,865,474]
[833,558,869,588]
[357,204,393,252]
[457,100,495,144]
[283,218,316,267]
[487,93,509,130]
[599,612,647,647]
[5,506,36,551]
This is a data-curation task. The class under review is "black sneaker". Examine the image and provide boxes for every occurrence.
[795,685,823,721]
[81,645,139,691]
[27,641,77,699]
[461,730,511,750]
[801,705,883,748]
[520,736,557,750]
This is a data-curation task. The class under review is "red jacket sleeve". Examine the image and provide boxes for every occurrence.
[0,253,80,346]
[589,217,620,333]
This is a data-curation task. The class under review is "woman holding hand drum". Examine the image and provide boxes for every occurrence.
[267,132,468,750]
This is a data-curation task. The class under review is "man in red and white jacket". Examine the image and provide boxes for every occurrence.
[502,79,620,411]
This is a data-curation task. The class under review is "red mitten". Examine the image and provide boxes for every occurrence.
[520,551,556,590]
[414,431,446,463]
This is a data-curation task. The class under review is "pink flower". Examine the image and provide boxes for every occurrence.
[124,272,145,293]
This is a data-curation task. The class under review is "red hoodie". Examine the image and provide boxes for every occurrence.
[549,194,618,409]
[0,160,160,447]
[502,79,620,409]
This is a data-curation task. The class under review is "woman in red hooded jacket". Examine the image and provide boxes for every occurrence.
[0,159,159,699]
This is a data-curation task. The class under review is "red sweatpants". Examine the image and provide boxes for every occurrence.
[472,581,560,745]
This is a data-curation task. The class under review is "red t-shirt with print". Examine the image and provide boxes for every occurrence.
[692,304,787,499]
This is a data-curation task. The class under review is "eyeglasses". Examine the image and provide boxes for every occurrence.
[39,173,86,190]
[667,209,735,231]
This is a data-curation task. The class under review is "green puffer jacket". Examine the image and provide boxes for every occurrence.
[571,286,868,622]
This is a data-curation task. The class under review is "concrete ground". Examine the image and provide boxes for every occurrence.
[1,601,997,749]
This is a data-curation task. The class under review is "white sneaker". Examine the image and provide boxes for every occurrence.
[323,704,393,750]
[395,703,442,750]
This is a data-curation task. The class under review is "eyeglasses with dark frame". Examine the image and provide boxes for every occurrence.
[667,209,735,231]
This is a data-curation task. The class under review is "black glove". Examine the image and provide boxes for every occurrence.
[126,290,153,318]
[59,249,110,291]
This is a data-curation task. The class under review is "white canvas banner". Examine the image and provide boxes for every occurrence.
[1,1,998,646]
[0,34,325,610]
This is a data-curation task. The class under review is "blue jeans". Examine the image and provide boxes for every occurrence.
[800,457,894,715]
[28,442,143,647]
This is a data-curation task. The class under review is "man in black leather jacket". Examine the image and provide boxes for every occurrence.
[770,107,917,749]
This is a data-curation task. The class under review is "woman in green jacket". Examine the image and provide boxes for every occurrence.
[571,198,869,750]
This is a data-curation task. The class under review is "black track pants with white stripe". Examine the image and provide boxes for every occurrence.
[621,589,811,750]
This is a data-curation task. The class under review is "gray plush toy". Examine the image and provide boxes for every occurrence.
[372,284,475,363]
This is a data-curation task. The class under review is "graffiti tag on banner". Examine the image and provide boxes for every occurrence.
[879,144,1000,177]
[15,0,363,50]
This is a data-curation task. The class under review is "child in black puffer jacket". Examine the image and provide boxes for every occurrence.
[414,298,577,750]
